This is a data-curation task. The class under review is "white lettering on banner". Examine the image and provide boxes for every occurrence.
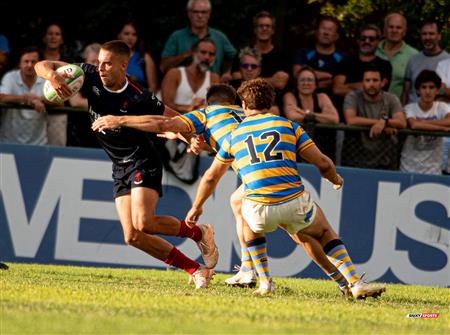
[357,182,450,287]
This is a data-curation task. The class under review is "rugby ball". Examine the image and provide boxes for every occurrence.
[43,64,84,104]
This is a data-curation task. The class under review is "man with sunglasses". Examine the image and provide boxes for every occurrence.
[333,24,392,119]
[160,0,236,80]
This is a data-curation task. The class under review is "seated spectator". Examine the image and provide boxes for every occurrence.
[230,47,280,115]
[67,43,101,148]
[342,65,406,170]
[292,16,347,96]
[400,70,450,175]
[0,46,47,145]
[231,11,290,91]
[401,20,449,105]
[160,0,236,79]
[160,38,219,183]
[283,66,339,160]
[333,23,392,119]
[161,38,219,113]
[117,20,158,93]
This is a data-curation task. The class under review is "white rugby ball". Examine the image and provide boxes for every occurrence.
[43,64,85,104]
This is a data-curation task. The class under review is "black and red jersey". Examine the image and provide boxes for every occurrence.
[78,63,164,165]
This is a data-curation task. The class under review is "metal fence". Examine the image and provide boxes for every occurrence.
[1,103,450,172]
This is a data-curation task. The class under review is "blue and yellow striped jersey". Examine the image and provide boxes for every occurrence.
[216,113,314,204]
[176,105,245,152]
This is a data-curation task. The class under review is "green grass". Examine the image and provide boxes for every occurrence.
[1,263,448,334]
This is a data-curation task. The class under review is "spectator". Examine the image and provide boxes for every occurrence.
[436,58,450,174]
[400,70,450,174]
[376,13,418,99]
[341,65,406,170]
[283,66,338,160]
[292,16,347,94]
[159,0,236,78]
[117,20,158,93]
[333,24,392,104]
[0,46,47,145]
[67,43,101,148]
[0,33,10,78]
[230,47,280,115]
[41,22,73,146]
[401,20,449,105]
[160,38,219,183]
[161,38,219,113]
[231,11,290,91]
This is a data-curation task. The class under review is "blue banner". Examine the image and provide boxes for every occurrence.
[1,144,449,287]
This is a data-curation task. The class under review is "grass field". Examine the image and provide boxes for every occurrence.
[1,263,448,334]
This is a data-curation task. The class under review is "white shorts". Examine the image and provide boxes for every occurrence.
[242,191,317,234]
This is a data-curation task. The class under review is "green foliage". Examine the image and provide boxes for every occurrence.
[312,0,450,50]
[1,263,449,334]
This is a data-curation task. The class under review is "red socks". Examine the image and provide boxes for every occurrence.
[164,247,199,274]
[176,220,202,242]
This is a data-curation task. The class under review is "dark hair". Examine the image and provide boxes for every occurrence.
[101,40,131,59]
[414,70,442,90]
[420,19,442,33]
[206,84,236,105]
[253,11,275,28]
[318,15,341,33]
[362,64,386,80]
[191,37,216,52]
[359,23,381,39]
[19,46,41,59]
[297,65,318,86]
[237,78,275,110]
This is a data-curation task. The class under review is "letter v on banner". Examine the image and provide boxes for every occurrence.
[0,153,61,258]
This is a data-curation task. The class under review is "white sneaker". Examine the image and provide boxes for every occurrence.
[350,274,386,299]
[225,265,257,288]
[191,265,215,289]
[197,224,219,269]
[253,278,275,296]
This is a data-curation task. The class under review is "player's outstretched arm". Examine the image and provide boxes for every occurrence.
[35,60,72,98]
[300,144,343,189]
[185,159,230,224]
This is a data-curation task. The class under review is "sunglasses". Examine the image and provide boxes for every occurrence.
[241,63,259,70]
[359,36,378,42]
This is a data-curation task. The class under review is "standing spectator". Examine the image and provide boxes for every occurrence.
[400,70,450,174]
[401,20,449,105]
[159,0,236,78]
[283,66,339,160]
[341,65,406,170]
[117,20,158,93]
[376,13,418,99]
[67,43,101,148]
[41,23,72,146]
[231,11,290,91]
[436,58,450,174]
[292,16,347,94]
[0,46,47,145]
[333,24,392,102]
[230,47,280,115]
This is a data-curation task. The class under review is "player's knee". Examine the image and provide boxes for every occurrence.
[133,214,155,233]
[123,230,139,246]
[230,193,242,213]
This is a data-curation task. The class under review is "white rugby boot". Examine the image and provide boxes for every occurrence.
[253,278,275,296]
[196,224,219,269]
[350,274,386,299]
[191,265,215,289]
[225,265,257,288]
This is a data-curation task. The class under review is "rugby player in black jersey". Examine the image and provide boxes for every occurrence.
[35,40,217,289]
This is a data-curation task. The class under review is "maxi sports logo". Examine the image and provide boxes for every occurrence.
[406,313,440,318]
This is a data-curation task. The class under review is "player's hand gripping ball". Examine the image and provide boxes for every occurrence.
[43,64,84,104]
